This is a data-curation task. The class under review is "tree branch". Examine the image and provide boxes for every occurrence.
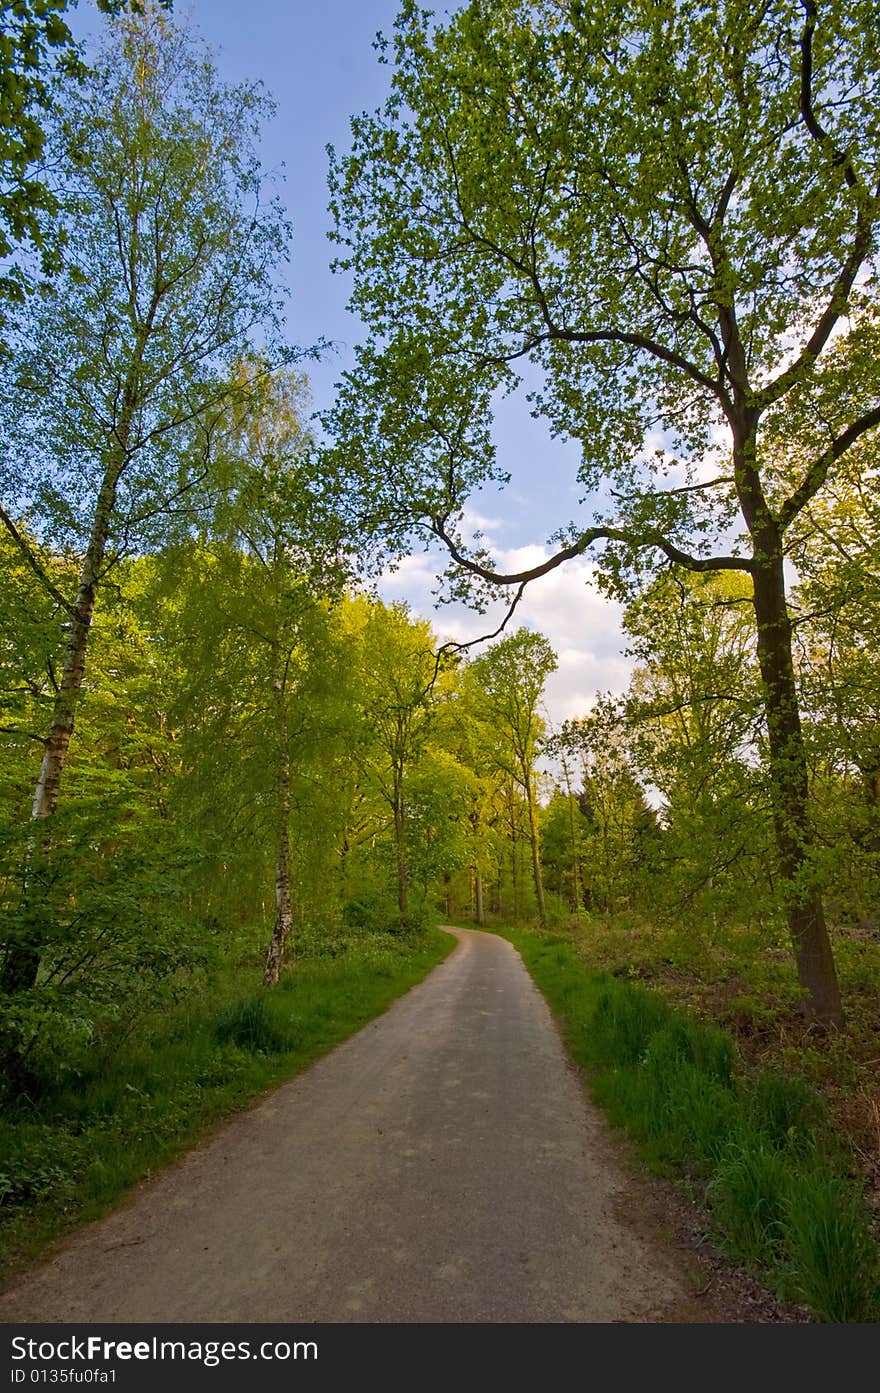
[430,515,754,586]
[489,324,724,402]
[0,726,48,745]
[0,506,75,615]
[428,582,528,688]
[778,402,880,531]
[756,0,878,409]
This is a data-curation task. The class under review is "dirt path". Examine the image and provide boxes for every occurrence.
[0,928,717,1323]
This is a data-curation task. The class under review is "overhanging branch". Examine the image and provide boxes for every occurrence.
[429,515,754,586]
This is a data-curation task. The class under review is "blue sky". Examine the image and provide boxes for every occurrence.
[71,0,632,727]
[185,0,587,550]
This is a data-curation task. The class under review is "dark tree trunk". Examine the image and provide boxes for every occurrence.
[752,548,844,1028]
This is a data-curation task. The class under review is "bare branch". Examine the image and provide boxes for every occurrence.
[430,515,754,586]
[428,582,528,689]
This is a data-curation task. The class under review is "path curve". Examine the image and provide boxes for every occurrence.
[0,929,704,1322]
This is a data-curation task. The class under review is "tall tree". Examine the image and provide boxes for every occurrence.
[351,602,440,925]
[0,9,289,993]
[467,629,557,926]
[208,366,347,984]
[621,571,771,925]
[326,0,880,1025]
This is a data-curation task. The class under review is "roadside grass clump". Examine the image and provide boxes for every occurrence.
[706,1143,790,1266]
[213,995,299,1054]
[494,923,880,1323]
[589,982,672,1066]
[743,1070,829,1153]
[780,1169,879,1323]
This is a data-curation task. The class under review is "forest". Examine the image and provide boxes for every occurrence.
[0,0,878,1323]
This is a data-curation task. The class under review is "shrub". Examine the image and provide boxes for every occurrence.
[0,1121,76,1210]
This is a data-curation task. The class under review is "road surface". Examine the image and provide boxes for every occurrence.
[0,928,708,1322]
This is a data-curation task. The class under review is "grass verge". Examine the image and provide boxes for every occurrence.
[0,926,454,1282]
[492,923,879,1323]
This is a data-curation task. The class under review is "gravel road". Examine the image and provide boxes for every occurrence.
[0,928,709,1322]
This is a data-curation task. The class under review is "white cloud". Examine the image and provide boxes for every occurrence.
[377,545,634,730]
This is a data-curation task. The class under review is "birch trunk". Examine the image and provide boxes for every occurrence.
[393,769,409,920]
[263,659,293,986]
[561,758,583,914]
[2,452,126,995]
[474,868,485,926]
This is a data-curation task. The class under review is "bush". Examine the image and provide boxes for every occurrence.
[0,1121,76,1210]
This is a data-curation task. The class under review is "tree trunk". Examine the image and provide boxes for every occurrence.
[567,794,583,914]
[263,664,292,986]
[508,785,520,920]
[393,766,408,920]
[525,778,547,927]
[752,550,844,1028]
[474,868,485,926]
[2,456,125,996]
[493,853,503,915]
[561,758,583,914]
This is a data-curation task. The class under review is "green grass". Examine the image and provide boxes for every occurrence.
[490,924,880,1323]
[0,926,455,1280]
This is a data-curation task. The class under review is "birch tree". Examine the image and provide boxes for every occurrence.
[351,603,440,926]
[0,9,289,994]
[0,1,174,319]
[208,367,347,985]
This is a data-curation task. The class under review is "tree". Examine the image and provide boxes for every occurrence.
[0,8,290,993]
[790,449,880,926]
[440,675,509,925]
[558,711,657,915]
[350,602,440,925]
[622,570,772,920]
[206,366,347,984]
[467,629,557,926]
[0,0,171,317]
[326,0,880,1026]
